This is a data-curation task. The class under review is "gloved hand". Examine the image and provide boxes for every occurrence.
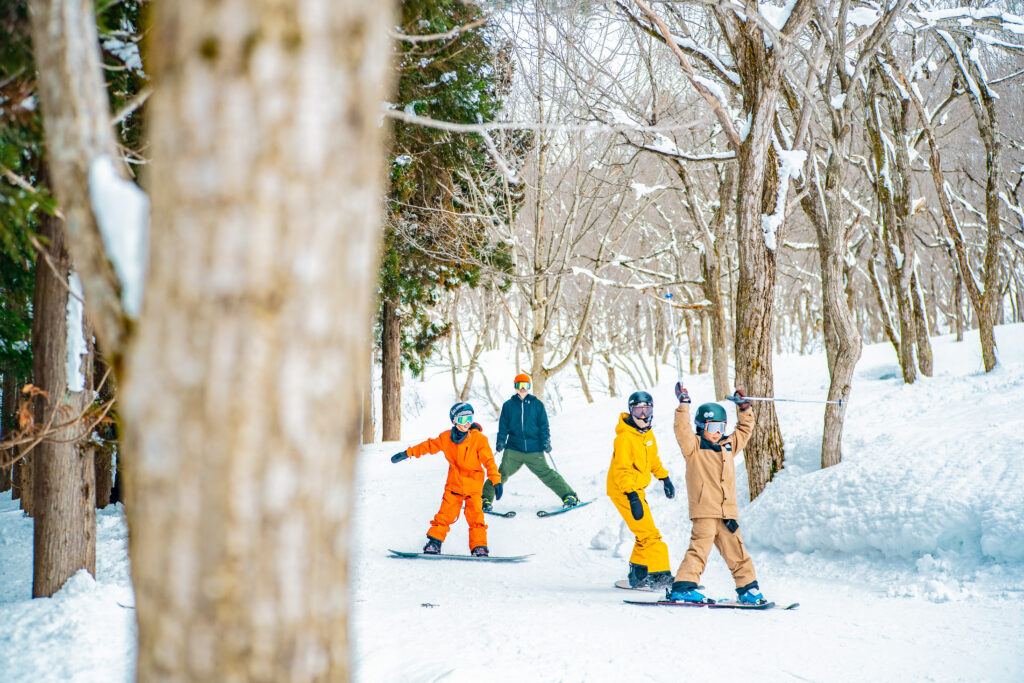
[626,491,644,520]
[494,482,503,500]
[391,451,409,463]
[545,447,552,454]
[661,476,675,499]
[724,519,739,533]
[734,389,751,411]
[674,381,690,404]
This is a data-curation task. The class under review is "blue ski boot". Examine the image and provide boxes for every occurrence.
[667,581,710,603]
[737,581,767,605]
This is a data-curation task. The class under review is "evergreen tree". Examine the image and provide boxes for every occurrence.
[380,0,522,439]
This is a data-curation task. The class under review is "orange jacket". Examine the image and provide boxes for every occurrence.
[406,424,500,496]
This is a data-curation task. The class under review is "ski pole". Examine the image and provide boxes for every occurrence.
[724,393,844,407]
[665,293,683,379]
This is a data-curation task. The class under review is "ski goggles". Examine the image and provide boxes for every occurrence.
[515,381,531,390]
[629,404,653,420]
[453,413,474,425]
[703,421,726,434]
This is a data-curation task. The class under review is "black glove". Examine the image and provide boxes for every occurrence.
[661,477,675,499]
[674,381,690,404]
[734,389,751,411]
[494,482,503,500]
[626,491,644,520]
[391,451,409,463]
[724,519,739,533]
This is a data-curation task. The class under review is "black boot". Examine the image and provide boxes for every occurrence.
[423,536,442,554]
[628,562,650,588]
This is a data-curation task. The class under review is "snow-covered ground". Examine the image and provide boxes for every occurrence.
[3,325,1024,681]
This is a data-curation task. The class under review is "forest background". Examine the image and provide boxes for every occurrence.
[1,0,1023,680]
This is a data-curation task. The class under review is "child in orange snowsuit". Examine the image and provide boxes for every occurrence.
[392,402,502,556]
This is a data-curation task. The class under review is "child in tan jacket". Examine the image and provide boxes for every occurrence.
[667,383,768,605]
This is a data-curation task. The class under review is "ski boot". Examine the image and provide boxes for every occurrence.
[482,499,493,512]
[471,546,489,557]
[627,562,650,588]
[667,581,710,603]
[423,536,442,554]
[737,581,767,605]
[561,493,579,508]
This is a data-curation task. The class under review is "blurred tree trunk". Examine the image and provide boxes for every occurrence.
[28,0,128,359]
[31,210,95,597]
[122,1,393,679]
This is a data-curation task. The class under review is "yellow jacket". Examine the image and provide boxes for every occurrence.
[606,413,669,496]
[673,403,753,519]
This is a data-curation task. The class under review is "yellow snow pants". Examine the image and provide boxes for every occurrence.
[610,489,670,572]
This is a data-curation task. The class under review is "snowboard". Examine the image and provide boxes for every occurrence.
[536,499,595,518]
[387,549,532,563]
[483,508,516,518]
[624,598,798,610]
[614,580,704,592]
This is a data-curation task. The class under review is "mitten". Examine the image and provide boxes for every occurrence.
[674,381,690,404]
[494,482,504,500]
[626,491,644,520]
[391,451,409,463]
[734,389,751,411]
[661,477,675,499]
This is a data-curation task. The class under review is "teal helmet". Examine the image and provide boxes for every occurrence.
[694,402,727,430]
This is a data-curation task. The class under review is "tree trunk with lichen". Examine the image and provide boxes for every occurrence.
[121,2,393,680]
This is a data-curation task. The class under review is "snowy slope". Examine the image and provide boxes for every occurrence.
[2,326,1024,681]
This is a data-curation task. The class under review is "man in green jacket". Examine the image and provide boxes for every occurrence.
[482,373,579,511]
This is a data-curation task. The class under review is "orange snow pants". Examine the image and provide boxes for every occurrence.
[428,490,488,550]
[675,517,756,588]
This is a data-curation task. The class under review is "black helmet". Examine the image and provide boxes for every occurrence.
[628,391,653,408]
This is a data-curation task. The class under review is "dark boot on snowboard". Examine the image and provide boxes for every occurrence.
[471,545,489,557]
[627,562,650,588]
[423,536,442,554]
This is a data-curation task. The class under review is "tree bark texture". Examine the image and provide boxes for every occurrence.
[31,211,96,598]
[122,2,393,680]
[381,299,402,441]
[27,0,128,358]
[910,269,933,376]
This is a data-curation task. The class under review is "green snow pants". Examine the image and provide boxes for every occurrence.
[482,448,575,504]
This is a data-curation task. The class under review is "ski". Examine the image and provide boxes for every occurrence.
[624,598,798,610]
[387,549,532,563]
[536,499,595,518]
[483,509,516,518]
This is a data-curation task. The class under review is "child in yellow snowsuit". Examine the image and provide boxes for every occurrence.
[606,391,676,589]
[668,384,767,605]
[392,402,502,556]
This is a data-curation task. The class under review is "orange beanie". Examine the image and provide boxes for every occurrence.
[514,373,531,385]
